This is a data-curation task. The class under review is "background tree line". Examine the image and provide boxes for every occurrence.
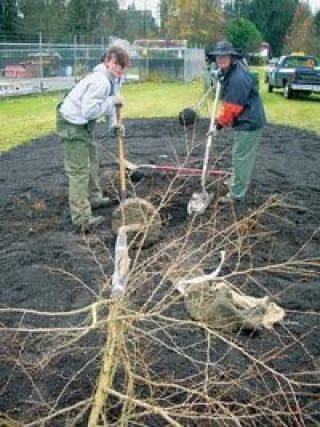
[0,0,157,43]
[223,0,320,56]
[159,0,320,56]
[0,0,319,56]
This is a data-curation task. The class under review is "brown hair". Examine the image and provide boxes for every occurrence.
[101,46,130,68]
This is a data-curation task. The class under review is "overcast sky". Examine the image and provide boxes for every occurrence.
[120,0,159,19]
[121,0,320,16]
[308,0,320,11]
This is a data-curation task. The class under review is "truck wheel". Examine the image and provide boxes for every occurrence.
[284,83,293,99]
[268,83,273,93]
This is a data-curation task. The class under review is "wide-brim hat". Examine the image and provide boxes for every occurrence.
[207,40,242,59]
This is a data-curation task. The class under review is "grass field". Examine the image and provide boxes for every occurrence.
[0,77,319,151]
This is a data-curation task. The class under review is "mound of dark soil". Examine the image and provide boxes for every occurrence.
[0,119,319,425]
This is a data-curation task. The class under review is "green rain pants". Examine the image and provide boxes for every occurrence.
[56,111,103,227]
[230,129,262,200]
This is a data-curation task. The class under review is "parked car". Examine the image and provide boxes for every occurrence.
[20,52,62,78]
[267,54,320,99]
[4,65,27,78]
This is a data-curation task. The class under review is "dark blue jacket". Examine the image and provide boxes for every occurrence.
[217,61,266,131]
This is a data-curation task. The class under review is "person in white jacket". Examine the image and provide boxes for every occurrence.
[56,46,129,232]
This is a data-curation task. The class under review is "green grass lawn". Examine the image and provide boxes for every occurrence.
[0,78,319,151]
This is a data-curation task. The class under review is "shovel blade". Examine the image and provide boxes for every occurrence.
[187,191,212,215]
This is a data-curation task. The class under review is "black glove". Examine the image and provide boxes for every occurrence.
[210,68,224,82]
[215,120,223,131]
[110,124,125,137]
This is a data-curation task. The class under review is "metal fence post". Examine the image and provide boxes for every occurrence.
[73,35,77,77]
[39,32,44,91]
[184,48,188,83]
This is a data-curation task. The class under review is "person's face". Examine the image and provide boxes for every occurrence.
[216,55,232,70]
[105,55,126,78]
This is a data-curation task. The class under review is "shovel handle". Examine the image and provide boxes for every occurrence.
[201,81,222,190]
[116,105,122,126]
[116,105,126,200]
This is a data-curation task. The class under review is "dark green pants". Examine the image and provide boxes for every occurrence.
[56,111,103,226]
[230,129,262,199]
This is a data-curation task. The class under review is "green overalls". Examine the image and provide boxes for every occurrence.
[231,129,263,200]
[56,104,103,227]
[219,61,266,200]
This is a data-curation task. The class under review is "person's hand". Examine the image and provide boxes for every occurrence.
[210,68,224,82]
[110,124,125,137]
[112,95,124,107]
[207,121,222,136]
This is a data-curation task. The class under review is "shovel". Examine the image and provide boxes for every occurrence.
[187,80,222,215]
[124,159,228,177]
[111,106,162,248]
[116,105,127,201]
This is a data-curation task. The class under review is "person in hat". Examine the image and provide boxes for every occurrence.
[208,40,266,202]
[56,46,130,232]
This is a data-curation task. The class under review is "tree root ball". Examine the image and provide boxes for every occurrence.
[111,198,162,248]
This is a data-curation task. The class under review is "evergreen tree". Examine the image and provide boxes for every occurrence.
[226,17,262,54]
[224,0,250,17]
[313,9,320,37]
[160,0,170,36]
[67,0,121,42]
[0,0,19,35]
[224,0,299,56]
[244,0,299,56]
[19,0,68,42]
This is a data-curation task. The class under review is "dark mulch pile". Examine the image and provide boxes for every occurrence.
[0,119,319,425]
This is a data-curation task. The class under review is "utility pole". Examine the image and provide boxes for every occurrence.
[39,31,44,91]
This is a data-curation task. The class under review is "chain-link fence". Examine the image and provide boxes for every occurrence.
[0,42,205,97]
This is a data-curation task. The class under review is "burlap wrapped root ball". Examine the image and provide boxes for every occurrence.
[111,198,162,248]
[178,108,198,128]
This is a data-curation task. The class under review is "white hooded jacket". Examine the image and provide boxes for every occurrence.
[60,63,121,126]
